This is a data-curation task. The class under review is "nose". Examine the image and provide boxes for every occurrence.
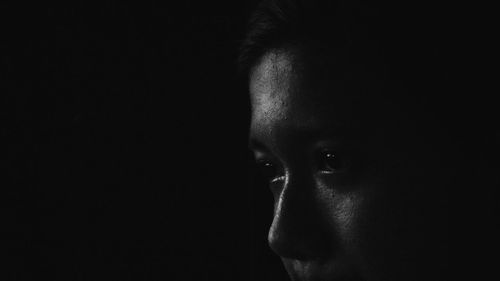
[268,172,333,260]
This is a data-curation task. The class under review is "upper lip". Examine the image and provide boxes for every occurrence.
[285,260,364,281]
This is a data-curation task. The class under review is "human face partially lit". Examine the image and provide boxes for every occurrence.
[248,49,448,281]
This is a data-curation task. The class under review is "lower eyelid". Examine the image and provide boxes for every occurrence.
[317,169,348,175]
[271,175,285,183]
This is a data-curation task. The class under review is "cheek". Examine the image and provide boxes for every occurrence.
[352,185,402,274]
[318,184,393,260]
[316,184,366,246]
[330,193,365,246]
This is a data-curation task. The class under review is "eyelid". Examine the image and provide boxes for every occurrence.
[252,146,283,165]
[312,139,344,151]
[254,155,285,185]
[253,150,279,169]
[313,142,352,173]
[253,149,271,162]
[270,175,286,183]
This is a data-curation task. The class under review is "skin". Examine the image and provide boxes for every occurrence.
[248,49,449,281]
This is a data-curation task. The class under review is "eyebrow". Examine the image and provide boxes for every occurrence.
[248,138,268,152]
[248,125,350,152]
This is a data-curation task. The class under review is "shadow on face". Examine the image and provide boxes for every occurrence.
[248,49,449,281]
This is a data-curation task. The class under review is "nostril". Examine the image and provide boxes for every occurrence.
[268,218,309,260]
[267,198,333,261]
[268,217,332,261]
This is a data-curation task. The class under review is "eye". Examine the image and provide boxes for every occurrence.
[318,150,349,173]
[255,159,281,183]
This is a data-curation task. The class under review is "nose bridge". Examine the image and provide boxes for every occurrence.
[268,169,332,260]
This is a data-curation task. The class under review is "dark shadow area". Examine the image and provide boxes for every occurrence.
[1,1,287,280]
[2,1,497,281]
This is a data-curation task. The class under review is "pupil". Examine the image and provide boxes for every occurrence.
[259,161,277,182]
[325,152,341,170]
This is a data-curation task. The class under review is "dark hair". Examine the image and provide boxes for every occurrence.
[240,2,499,272]
[238,0,378,75]
[238,0,450,129]
[239,0,498,185]
[238,0,448,86]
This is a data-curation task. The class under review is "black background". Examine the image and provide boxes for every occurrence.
[1,1,497,281]
[2,1,287,280]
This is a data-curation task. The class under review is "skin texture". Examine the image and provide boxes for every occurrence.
[249,49,448,281]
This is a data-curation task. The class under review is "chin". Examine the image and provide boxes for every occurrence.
[282,258,366,281]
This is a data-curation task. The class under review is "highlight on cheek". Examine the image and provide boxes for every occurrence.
[331,193,362,240]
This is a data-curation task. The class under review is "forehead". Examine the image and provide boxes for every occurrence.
[249,50,369,137]
[247,48,410,156]
[249,50,296,125]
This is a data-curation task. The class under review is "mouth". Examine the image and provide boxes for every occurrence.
[290,273,365,281]
[284,259,364,281]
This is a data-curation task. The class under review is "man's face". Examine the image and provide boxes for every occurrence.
[248,49,448,281]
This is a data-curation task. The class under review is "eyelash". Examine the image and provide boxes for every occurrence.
[255,159,283,184]
[254,150,350,184]
[316,150,350,174]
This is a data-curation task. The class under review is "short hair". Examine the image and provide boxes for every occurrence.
[238,0,366,75]
[239,0,498,180]
[238,0,447,130]
[237,0,447,87]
